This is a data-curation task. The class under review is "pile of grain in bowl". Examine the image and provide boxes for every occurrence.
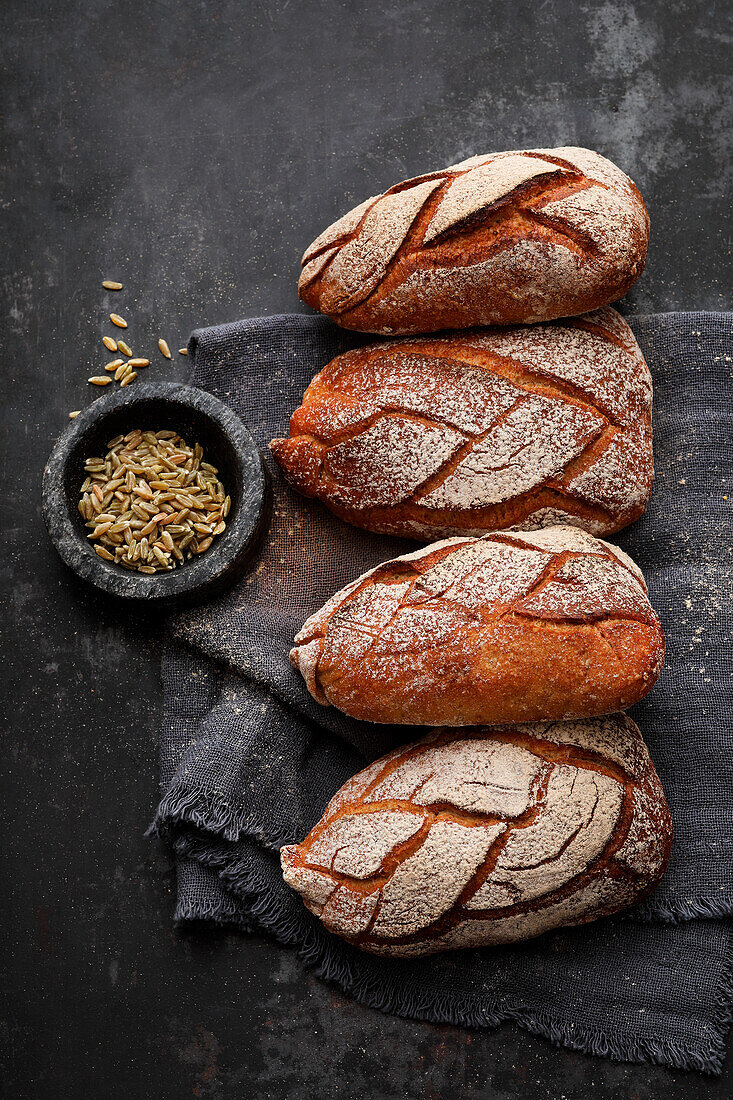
[79,429,230,573]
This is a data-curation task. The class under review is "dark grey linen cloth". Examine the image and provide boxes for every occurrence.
[152,311,733,1073]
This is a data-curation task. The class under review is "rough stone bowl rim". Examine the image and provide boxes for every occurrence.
[42,381,268,604]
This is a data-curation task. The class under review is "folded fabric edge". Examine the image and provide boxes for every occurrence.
[166,619,378,753]
[147,781,289,851]
[171,830,733,1076]
[186,310,733,382]
[187,309,733,346]
[188,311,348,361]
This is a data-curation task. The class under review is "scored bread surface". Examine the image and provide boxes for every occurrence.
[290,526,664,725]
[281,714,672,955]
[299,147,649,333]
[270,306,653,539]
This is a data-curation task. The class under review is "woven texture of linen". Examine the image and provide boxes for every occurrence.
[152,311,733,1073]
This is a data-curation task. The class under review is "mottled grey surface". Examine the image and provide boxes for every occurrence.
[2,1,731,1097]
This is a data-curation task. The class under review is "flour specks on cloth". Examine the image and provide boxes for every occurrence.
[151,312,732,1074]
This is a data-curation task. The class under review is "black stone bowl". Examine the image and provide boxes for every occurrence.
[42,382,270,604]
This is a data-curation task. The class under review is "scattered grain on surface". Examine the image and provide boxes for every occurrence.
[178,348,188,356]
[88,376,112,385]
[69,410,80,419]
[103,336,118,352]
[117,340,133,357]
[110,313,127,328]
[120,372,137,386]
[102,281,123,290]
[128,358,149,367]
[158,339,172,359]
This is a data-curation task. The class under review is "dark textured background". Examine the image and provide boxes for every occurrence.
[2,1,731,1097]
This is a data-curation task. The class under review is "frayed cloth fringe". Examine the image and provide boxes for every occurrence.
[147,783,288,851]
[170,833,733,1076]
[637,895,733,924]
[174,897,246,925]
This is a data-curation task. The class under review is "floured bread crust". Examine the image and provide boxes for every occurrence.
[290,526,664,725]
[270,307,653,538]
[299,147,649,333]
[281,714,672,955]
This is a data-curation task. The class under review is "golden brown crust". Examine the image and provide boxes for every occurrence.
[270,307,653,539]
[290,527,664,726]
[281,715,672,955]
[299,147,649,333]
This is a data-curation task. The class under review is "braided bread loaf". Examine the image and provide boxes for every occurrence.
[299,147,649,333]
[291,526,664,725]
[281,715,672,955]
[270,307,652,539]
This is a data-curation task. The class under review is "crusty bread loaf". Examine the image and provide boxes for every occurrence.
[281,714,672,955]
[270,307,653,539]
[290,526,664,725]
[299,147,649,333]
